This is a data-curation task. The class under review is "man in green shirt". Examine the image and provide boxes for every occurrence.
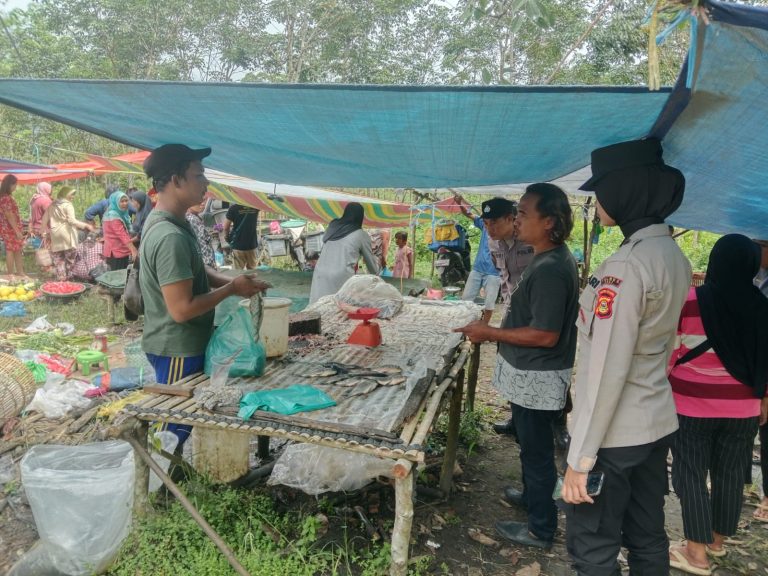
[140,144,269,447]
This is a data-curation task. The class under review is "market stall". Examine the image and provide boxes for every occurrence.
[117,296,480,576]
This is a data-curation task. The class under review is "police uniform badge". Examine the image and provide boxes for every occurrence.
[595,288,616,319]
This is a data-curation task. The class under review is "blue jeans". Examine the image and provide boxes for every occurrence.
[146,353,205,446]
[512,403,559,542]
[462,270,501,310]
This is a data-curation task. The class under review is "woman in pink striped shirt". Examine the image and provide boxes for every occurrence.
[668,234,768,576]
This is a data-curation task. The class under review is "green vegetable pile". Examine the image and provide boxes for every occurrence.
[4,330,95,358]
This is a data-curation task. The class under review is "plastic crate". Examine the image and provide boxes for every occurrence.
[265,235,289,257]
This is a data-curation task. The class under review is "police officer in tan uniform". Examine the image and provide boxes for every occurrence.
[562,138,692,575]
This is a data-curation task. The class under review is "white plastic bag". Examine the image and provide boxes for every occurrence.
[10,441,134,576]
[26,379,91,419]
[268,444,394,495]
[148,430,180,492]
[333,275,404,319]
[24,315,54,333]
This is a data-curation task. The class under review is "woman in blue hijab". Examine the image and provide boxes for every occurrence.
[103,190,137,270]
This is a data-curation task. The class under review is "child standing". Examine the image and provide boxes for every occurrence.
[392,231,414,279]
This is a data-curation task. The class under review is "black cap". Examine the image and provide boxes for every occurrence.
[143,144,212,180]
[480,197,517,219]
[579,138,664,191]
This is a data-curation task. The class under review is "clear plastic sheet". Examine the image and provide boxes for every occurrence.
[10,441,134,576]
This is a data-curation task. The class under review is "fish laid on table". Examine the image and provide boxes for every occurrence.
[378,376,407,386]
[345,379,380,397]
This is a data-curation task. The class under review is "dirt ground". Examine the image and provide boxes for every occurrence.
[2,308,768,575]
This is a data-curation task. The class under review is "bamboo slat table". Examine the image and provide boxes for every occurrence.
[119,298,480,576]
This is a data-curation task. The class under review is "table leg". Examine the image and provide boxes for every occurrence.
[439,368,464,496]
[132,420,150,517]
[465,343,480,413]
[257,435,270,459]
[390,470,415,576]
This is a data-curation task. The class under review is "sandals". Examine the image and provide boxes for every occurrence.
[752,503,768,523]
[670,548,711,576]
[705,545,726,558]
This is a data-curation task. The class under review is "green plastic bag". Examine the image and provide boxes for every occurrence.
[24,361,47,384]
[238,385,336,419]
[204,305,266,378]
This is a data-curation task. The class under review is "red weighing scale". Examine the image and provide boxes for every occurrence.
[347,308,382,347]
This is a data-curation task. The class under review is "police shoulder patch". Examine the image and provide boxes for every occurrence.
[600,275,623,287]
[595,288,617,319]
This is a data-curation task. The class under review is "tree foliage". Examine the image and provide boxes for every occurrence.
[1,0,766,163]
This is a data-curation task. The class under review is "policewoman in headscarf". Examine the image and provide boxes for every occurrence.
[102,190,137,270]
[561,138,692,575]
[309,202,379,303]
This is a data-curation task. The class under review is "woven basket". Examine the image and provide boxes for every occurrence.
[0,353,36,426]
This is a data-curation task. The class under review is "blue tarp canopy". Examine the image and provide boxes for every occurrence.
[0,0,766,236]
[649,0,768,238]
[0,82,667,189]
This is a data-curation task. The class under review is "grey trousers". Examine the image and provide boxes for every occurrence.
[564,436,673,576]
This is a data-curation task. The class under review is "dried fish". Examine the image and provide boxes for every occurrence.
[346,379,379,397]
[379,376,407,386]
[304,368,339,378]
[334,377,364,388]
[376,366,403,375]
[194,385,242,411]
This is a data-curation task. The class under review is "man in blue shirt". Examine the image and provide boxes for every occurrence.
[84,185,136,225]
[455,194,501,324]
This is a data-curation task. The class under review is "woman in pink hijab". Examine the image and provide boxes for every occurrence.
[28,182,53,238]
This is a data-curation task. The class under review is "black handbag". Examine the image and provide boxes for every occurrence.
[123,261,143,316]
[122,216,168,316]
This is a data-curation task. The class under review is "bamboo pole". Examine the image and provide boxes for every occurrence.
[439,368,464,495]
[127,436,252,576]
[398,387,432,445]
[464,343,481,412]
[390,472,415,576]
[582,212,599,288]
[132,420,150,518]
[393,344,470,478]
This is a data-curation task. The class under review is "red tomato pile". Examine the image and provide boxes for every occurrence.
[41,281,86,295]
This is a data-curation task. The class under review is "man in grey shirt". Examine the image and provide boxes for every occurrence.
[455,184,578,549]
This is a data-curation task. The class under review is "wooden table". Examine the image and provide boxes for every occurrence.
[119,298,480,576]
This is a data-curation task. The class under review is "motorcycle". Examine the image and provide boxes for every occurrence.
[428,221,472,288]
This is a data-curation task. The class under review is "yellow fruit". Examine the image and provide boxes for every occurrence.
[0,287,11,297]
[15,287,26,296]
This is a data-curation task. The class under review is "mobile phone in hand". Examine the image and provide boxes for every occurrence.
[552,471,605,500]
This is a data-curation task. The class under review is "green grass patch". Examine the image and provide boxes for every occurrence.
[108,480,430,576]
[0,289,126,334]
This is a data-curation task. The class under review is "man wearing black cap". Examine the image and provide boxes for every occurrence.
[455,183,579,550]
[453,194,505,324]
[562,138,691,575]
[139,144,270,450]
[479,197,534,307]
